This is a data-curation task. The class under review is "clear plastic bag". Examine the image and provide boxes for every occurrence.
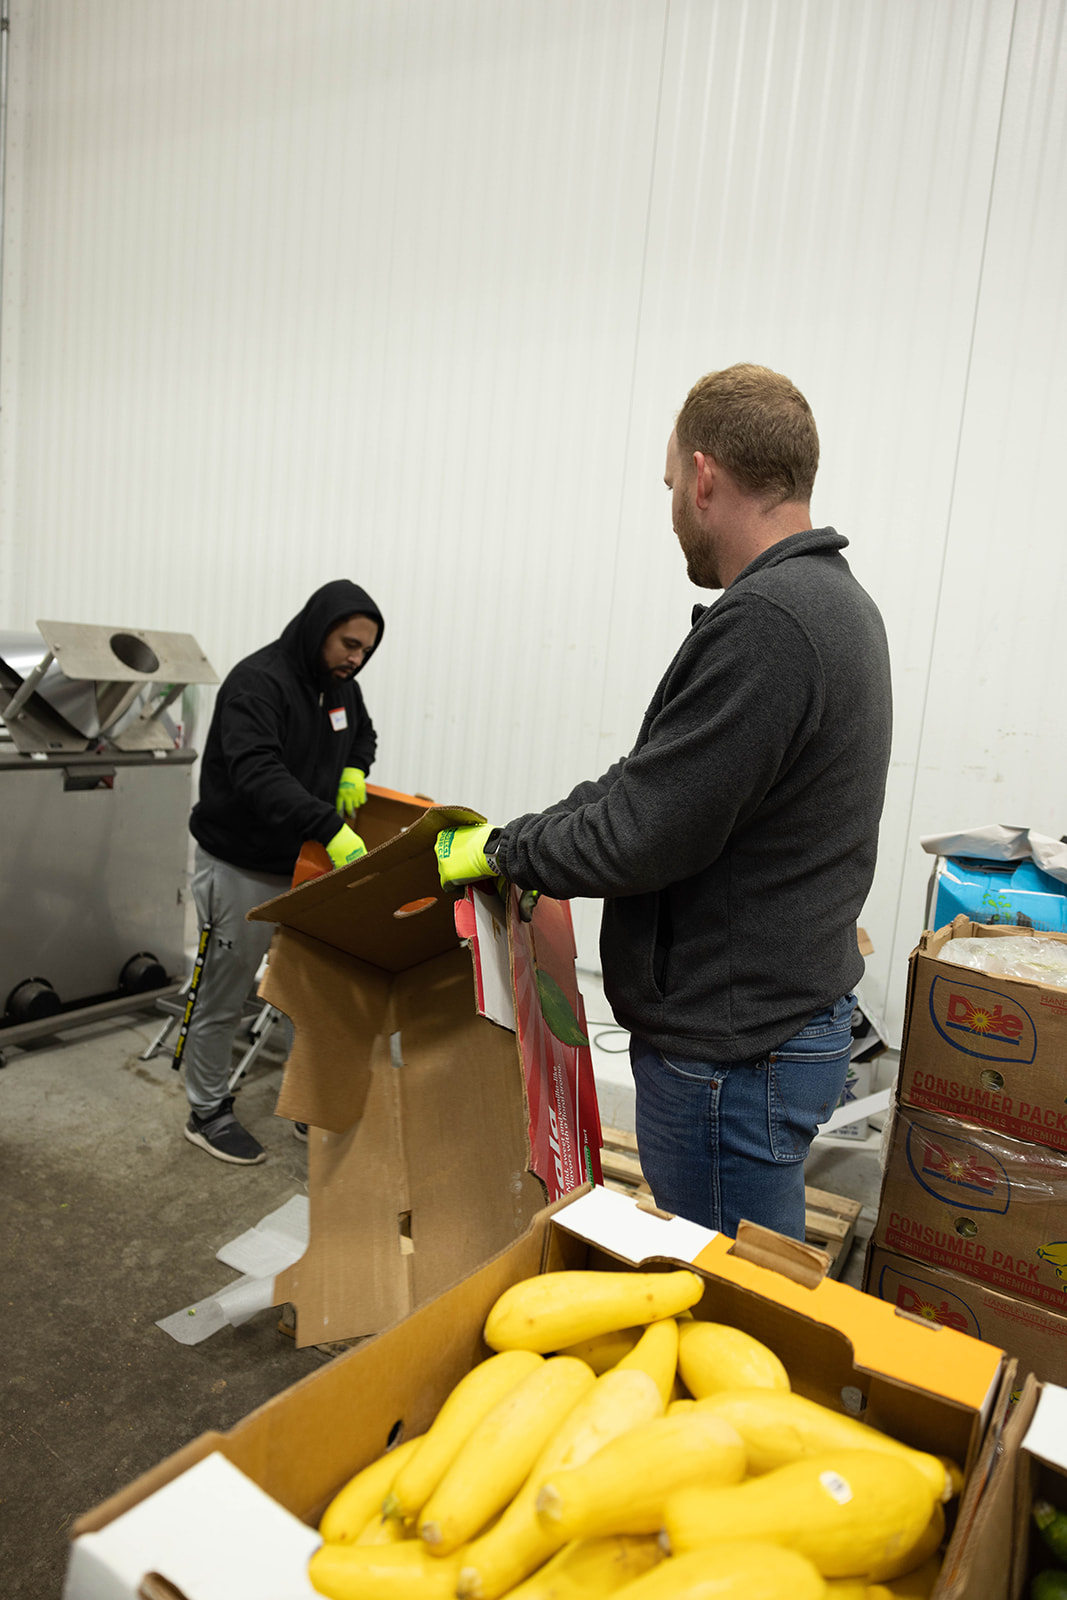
[938,935,1067,987]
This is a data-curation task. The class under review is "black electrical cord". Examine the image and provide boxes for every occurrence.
[588,1021,630,1054]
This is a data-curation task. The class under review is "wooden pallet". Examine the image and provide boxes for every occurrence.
[599,1127,863,1280]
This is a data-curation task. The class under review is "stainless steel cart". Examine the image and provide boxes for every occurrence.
[0,620,218,1060]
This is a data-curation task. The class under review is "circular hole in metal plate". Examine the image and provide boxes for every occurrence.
[393,897,438,919]
[110,631,160,673]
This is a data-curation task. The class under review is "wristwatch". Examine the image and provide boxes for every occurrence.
[484,828,505,875]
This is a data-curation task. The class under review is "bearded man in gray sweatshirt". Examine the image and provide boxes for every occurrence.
[435,364,892,1242]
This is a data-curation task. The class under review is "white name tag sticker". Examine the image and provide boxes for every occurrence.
[329,707,348,732]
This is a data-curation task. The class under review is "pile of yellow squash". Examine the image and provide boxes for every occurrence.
[308,1268,962,1600]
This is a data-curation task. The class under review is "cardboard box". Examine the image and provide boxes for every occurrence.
[872,1103,1067,1312]
[865,1245,1067,1388]
[938,1376,1067,1600]
[899,921,1067,1153]
[245,789,602,1346]
[65,1186,1006,1600]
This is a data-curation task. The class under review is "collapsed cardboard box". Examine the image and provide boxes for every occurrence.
[65,1185,1006,1600]
[899,921,1067,1154]
[865,1244,1067,1389]
[246,788,602,1346]
[871,1103,1067,1313]
[945,1377,1067,1599]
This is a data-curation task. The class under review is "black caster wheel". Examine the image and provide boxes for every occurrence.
[4,977,62,1025]
[119,953,167,993]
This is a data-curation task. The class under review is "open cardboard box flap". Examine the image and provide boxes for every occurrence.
[554,1188,1003,1465]
[248,801,483,1134]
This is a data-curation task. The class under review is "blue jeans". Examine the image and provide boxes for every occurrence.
[629,994,856,1241]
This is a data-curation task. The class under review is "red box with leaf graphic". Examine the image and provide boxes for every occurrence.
[455,884,601,1200]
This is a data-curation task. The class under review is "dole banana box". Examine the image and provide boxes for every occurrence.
[899,920,1067,1154]
[865,1245,1067,1388]
[872,1103,1067,1313]
[65,1186,1006,1600]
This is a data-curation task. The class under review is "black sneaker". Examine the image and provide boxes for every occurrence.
[292,1122,308,1143]
[184,1096,266,1165]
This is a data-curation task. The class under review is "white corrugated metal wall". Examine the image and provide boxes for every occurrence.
[1,0,1065,1042]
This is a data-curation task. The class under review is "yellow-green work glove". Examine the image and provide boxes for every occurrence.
[326,823,368,869]
[435,823,497,887]
[336,767,367,818]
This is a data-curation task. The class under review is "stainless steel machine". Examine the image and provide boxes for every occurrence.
[0,620,218,1061]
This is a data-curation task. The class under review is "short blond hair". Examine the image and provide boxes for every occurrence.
[675,364,819,505]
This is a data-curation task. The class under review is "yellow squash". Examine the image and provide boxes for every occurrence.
[503,1534,663,1600]
[483,1270,705,1354]
[308,1540,463,1600]
[385,1349,543,1520]
[536,1409,746,1539]
[319,1436,424,1544]
[661,1449,936,1579]
[676,1320,789,1398]
[558,1327,643,1373]
[868,1553,943,1597]
[456,1367,664,1599]
[356,1509,410,1545]
[691,1389,956,1503]
[866,1504,944,1583]
[418,1355,596,1554]
[613,1318,679,1408]
[604,1543,828,1599]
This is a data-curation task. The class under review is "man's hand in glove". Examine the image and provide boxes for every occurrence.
[435,823,497,886]
[434,825,540,921]
[336,767,367,818]
[326,823,368,868]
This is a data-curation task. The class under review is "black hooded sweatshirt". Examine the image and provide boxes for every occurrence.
[190,580,384,875]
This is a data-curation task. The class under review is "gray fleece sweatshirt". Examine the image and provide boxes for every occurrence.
[495,527,892,1062]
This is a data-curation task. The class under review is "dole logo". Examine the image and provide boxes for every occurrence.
[877,1264,980,1338]
[928,975,1037,1064]
[905,1120,1010,1213]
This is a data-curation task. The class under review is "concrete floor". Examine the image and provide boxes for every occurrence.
[0,1010,327,1600]
[0,983,889,1599]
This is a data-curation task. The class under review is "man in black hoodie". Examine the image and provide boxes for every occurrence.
[435,365,892,1240]
[182,579,385,1164]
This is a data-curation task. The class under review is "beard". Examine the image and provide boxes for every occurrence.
[673,498,722,589]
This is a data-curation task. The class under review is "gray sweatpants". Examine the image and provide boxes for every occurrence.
[182,845,293,1116]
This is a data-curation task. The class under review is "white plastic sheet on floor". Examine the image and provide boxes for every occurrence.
[156,1195,309,1346]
